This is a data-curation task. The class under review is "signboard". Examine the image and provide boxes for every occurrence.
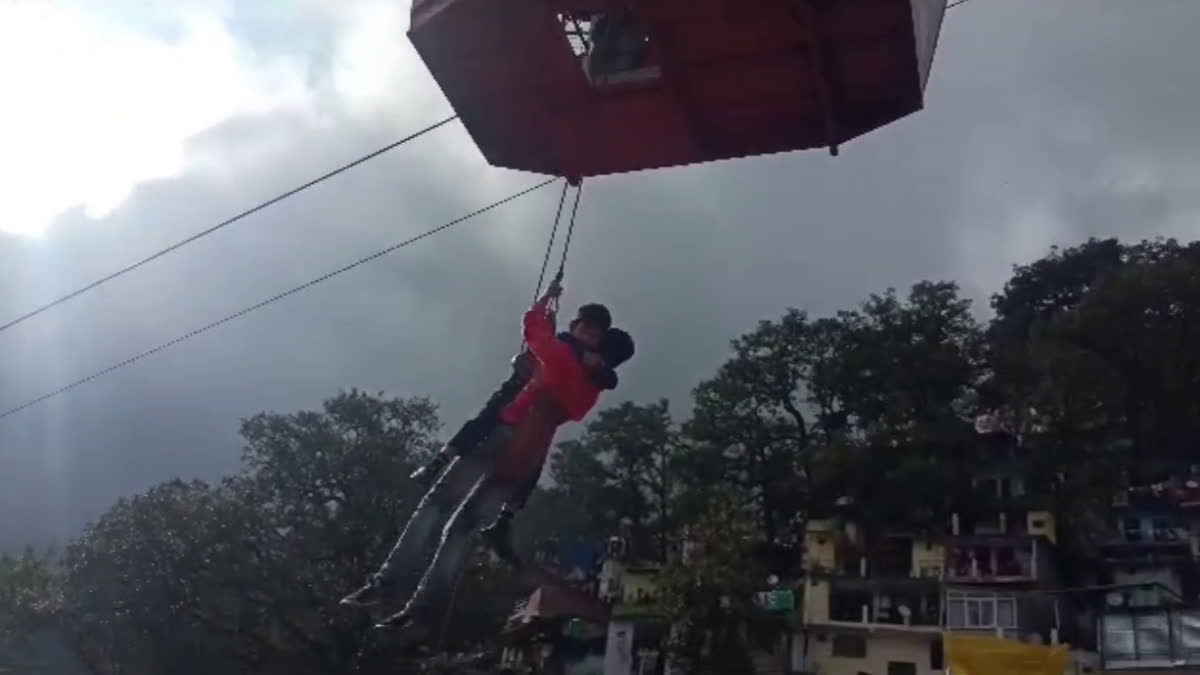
[756,589,796,612]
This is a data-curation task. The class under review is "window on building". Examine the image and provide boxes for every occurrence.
[997,596,1017,627]
[1123,517,1143,542]
[975,515,1005,535]
[832,634,867,658]
[976,477,997,498]
[1152,518,1169,541]
[887,662,916,675]
[947,592,1018,629]
[1010,477,1026,497]
[1150,517,1181,542]
[974,546,995,575]
[830,590,873,622]
[996,546,1021,576]
[1102,612,1172,662]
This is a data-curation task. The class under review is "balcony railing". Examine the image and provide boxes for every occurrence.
[1106,526,1190,547]
[824,587,941,630]
[946,541,1037,582]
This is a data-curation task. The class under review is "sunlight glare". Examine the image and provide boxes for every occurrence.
[0,3,313,238]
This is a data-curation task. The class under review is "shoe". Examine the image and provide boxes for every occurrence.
[339,580,391,608]
[373,609,431,648]
[481,514,520,566]
[409,453,450,488]
[374,606,414,629]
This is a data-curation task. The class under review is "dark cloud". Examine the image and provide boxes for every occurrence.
[4,0,1200,551]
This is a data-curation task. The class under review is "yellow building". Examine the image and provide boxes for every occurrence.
[801,520,946,675]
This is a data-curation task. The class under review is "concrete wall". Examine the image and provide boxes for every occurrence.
[806,521,838,572]
[805,631,942,675]
[911,540,945,578]
[1028,510,1058,545]
[1034,537,1061,586]
[805,579,831,623]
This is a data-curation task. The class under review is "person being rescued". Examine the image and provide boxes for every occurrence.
[583,9,652,82]
[406,299,617,563]
[339,280,635,640]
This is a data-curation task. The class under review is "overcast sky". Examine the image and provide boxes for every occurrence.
[1,0,1197,551]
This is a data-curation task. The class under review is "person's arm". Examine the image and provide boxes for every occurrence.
[522,283,575,375]
[510,350,537,381]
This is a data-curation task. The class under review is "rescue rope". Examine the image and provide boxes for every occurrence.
[521,176,584,336]
[554,180,584,285]
[535,180,571,300]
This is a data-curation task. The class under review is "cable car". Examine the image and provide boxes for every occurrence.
[409,0,948,179]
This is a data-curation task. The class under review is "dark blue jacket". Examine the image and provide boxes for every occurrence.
[555,332,618,391]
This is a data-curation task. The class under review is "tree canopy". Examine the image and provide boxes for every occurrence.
[5,236,1199,674]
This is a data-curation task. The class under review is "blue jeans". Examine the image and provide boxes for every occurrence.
[373,425,518,619]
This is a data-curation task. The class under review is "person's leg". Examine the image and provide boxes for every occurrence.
[410,416,489,486]
[481,469,538,565]
[340,454,487,607]
[410,372,525,486]
[482,446,550,565]
[377,471,514,633]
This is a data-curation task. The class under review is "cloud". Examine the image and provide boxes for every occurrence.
[5,0,1200,550]
[0,1,322,237]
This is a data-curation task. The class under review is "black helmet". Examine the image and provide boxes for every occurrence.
[571,303,612,331]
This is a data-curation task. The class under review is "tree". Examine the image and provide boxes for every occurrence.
[546,400,680,562]
[814,282,985,540]
[64,479,252,675]
[60,390,489,675]
[660,487,785,675]
[984,238,1200,550]
[984,237,1199,454]
[833,282,983,435]
[0,548,61,645]
[684,283,984,559]
[984,237,1130,434]
[685,309,822,551]
[1056,241,1200,468]
[44,236,1200,674]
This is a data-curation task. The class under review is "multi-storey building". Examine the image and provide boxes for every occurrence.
[1096,476,1200,673]
[800,515,947,675]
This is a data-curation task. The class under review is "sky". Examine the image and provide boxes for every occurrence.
[1,0,1199,551]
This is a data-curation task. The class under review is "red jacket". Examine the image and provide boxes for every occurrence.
[500,296,600,426]
[493,297,601,483]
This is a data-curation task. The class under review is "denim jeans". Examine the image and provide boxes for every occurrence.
[373,425,518,618]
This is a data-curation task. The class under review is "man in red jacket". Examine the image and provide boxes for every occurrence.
[481,324,635,565]
[340,281,634,639]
